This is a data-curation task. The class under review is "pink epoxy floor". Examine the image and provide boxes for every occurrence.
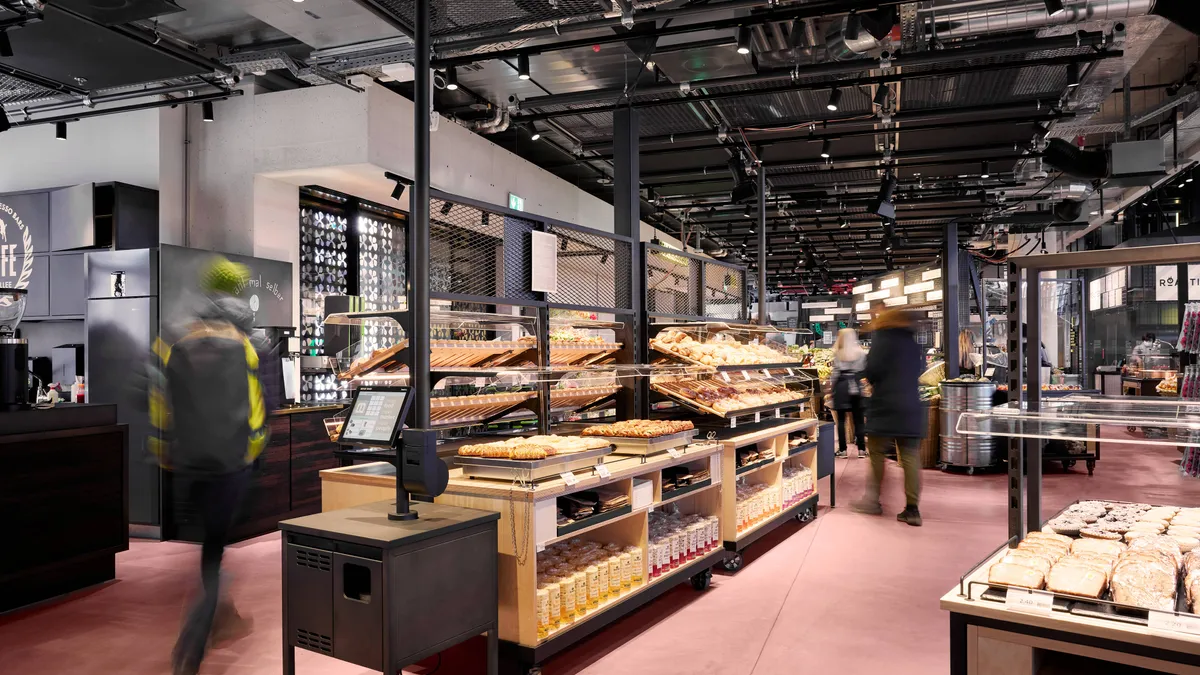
[3,436,1199,675]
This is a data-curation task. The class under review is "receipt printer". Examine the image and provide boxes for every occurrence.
[402,429,449,499]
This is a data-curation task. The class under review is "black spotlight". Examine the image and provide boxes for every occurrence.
[980,161,990,179]
[886,256,895,271]
[391,182,405,201]
[0,108,10,134]
[55,121,66,140]
[446,66,459,91]
[820,139,832,159]
[518,54,531,80]
[1043,0,1065,16]
[202,100,215,122]
[868,173,898,219]
[0,31,12,59]
[743,205,752,218]
[1066,62,1080,88]
[873,84,890,108]
[826,88,842,112]
[814,218,823,229]
[838,217,848,228]
[736,26,752,55]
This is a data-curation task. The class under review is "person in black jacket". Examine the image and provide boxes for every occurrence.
[852,307,926,526]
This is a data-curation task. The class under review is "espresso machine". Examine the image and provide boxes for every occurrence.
[0,288,29,411]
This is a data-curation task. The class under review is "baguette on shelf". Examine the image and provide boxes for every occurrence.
[652,377,799,415]
[457,435,611,460]
[581,419,695,438]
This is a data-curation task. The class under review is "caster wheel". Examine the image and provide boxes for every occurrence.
[528,668,543,675]
[799,507,815,523]
[690,569,712,591]
[937,463,948,471]
[721,553,744,572]
[1087,460,1095,476]
[966,466,975,476]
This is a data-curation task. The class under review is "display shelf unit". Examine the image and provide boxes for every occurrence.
[318,439,724,673]
[717,418,820,572]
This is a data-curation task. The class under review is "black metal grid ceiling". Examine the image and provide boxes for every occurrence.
[375,0,607,37]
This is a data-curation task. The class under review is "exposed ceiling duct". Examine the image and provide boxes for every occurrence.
[922,0,1156,39]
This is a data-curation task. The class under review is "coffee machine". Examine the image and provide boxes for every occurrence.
[0,288,29,411]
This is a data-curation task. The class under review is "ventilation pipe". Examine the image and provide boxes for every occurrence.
[470,106,510,134]
[922,1,1156,40]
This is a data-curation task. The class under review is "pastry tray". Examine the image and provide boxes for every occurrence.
[592,429,698,456]
[651,382,808,419]
[548,342,624,366]
[549,385,621,413]
[457,445,614,481]
[430,391,538,427]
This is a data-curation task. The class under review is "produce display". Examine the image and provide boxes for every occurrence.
[782,465,814,508]
[457,435,611,460]
[648,510,720,579]
[790,346,833,380]
[581,419,694,438]
[995,384,1082,392]
[736,482,780,534]
[536,539,644,638]
[653,377,799,415]
[651,328,797,367]
[987,501,1200,614]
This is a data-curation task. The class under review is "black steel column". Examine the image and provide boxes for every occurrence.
[614,106,645,418]
[757,165,767,325]
[1025,268,1042,534]
[944,222,961,378]
[411,0,431,427]
[1006,261,1024,543]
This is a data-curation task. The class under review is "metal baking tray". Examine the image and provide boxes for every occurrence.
[457,445,614,481]
[595,429,697,456]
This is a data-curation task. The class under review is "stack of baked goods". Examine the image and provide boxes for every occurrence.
[653,378,796,414]
[1045,538,1125,599]
[987,531,1073,589]
[581,420,695,438]
[651,329,797,367]
[1111,535,1183,611]
[457,435,611,460]
[1185,551,1200,613]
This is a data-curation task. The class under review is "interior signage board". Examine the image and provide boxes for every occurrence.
[1157,265,1179,302]
[0,193,49,304]
[159,245,294,328]
[508,193,525,212]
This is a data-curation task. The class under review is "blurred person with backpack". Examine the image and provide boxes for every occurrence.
[829,328,867,459]
[145,257,269,675]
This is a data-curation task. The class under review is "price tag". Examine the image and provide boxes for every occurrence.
[721,372,732,383]
[786,368,795,377]
[536,543,546,553]
[742,370,752,381]
[1004,587,1054,615]
[559,471,579,486]
[754,412,761,424]
[775,409,781,419]
[595,464,612,479]
[1148,610,1200,636]
[761,369,771,378]
[667,447,683,459]
[730,417,737,429]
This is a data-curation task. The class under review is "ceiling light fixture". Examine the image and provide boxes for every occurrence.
[1066,62,1080,88]
[55,121,66,141]
[518,54,531,80]
[0,109,10,134]
[980,161,990,179]
[826,88,842,112]
[743,205,752,218]
[440,201,454,216]
[873,84,890,108]
[1187,176,1194,183]
[820,139,832,159]
[736,26,752,55]
[202,100,214,122]
[1043,0,1065,16]
[528,124,541,141]
[815,202,823,213]
[0,31,12,58]
[839,217,848,228]
[446,66,459,90]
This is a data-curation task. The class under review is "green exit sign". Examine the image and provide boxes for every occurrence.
[508,193,525,211]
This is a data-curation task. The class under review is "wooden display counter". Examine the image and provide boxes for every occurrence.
[943,547,1200,675]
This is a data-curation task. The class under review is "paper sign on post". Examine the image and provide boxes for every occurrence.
[1004,588,1054,614]
[1148,611,1200,636]
[595,464,612,479]
[559,471,579,486]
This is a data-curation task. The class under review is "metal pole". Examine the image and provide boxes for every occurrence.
[757,165,767,325]
[1025,269,1042,534]
[1007,262,1024,544]
[945,222,961,379]
[1123,74,1132,140]
[614,106,645,417]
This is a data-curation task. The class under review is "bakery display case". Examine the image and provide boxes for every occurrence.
[545,315,625,367]
[650,369,814,421]
[649,322,806,370]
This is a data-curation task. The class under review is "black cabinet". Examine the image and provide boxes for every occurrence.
[22,255,50,318]
[48,182,158,252]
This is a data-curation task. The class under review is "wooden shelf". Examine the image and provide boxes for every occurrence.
[657,479,717,507]
[732,493,817,549]
[544,506,646,546]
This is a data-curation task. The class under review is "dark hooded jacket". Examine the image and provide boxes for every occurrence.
[862,308,926,439]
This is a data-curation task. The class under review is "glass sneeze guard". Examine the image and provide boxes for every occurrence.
[957,394,1200,448]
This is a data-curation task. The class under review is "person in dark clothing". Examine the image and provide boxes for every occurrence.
[829,328,867,458]
[852,308,926,526]
[145,257,268,675]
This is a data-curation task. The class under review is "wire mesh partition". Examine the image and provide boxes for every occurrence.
[646,244,703,317]
[430,193,536,305]
[544,222,633,312]
[704,259,748,321]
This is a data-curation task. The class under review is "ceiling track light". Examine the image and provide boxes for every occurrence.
[838,217,848,228]
[55,121,66,140]
[826,88,842,112]
[0,30,12,59]
[518,53,531,80]
[736,26,752,55]
[1066,61,1080,88]
[980,161,990,179]
[743,205,752,218]
[528,124,541,141]
[873,84,889,108]
[446,66,459,90]
[0,108,11,134]
[1043,0,1065,16]
[201,100,214,122]
[820,139,832,159]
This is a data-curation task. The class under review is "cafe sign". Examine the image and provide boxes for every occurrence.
[0,201,33,306]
